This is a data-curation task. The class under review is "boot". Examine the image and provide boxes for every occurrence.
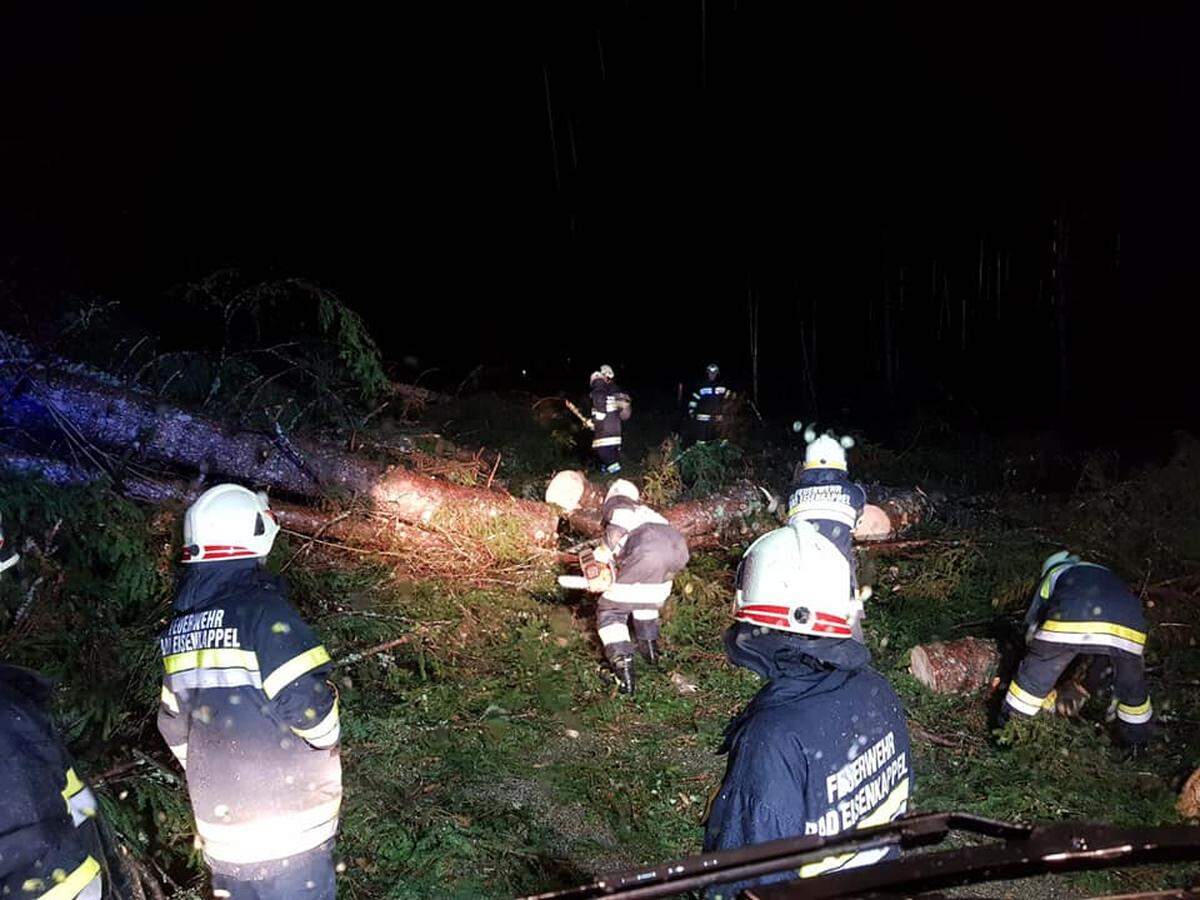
[610,655,635,695]
[636,639,660,666]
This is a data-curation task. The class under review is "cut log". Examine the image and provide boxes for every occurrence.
[1179,768,1200,820]
[856,487,935,541]
[545,470,778,549]
[908,637,1000,694]
[0,366,557,547]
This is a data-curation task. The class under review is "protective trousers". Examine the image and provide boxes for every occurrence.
[210,842,335,900]
[596,599,660,662]
[1004,639,1152,744]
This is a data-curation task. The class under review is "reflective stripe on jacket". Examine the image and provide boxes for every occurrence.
[156,560,342,868]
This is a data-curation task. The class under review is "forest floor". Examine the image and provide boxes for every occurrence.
[1,395,1198,899]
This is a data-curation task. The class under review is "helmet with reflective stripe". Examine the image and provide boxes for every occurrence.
[706,363,720,380]
[801,424,855,471]
[733,521,854,637]
[1041,549,1079,577]
[606,478,640,503]
[0,512,19,575]
[183,483,280,563]
[599,364,615,380]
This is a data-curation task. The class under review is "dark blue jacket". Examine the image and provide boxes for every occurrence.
[156,560,341,873]
[785,468,866,560]
[0,665,107,899]
[703,625,912,898]
[1025,562,1148,656]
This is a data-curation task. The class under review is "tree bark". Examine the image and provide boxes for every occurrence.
[0,366,558,547]
[548,471,931,547]
[908,637,1000,694]
[545,470,778,549]
[0,451,528,585]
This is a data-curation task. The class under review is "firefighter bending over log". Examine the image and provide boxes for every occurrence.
[157,484,342,899]
[999,551,1154,747]
[560,480,689,695]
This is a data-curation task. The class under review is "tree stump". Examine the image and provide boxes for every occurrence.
[1179,768,1200,820]
[909,637,1000,694]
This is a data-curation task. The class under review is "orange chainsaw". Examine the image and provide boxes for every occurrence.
[557,548,614,592]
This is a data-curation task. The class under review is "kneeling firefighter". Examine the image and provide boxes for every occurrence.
[999,551,1153,746]
[0,513,116,900]
[157,484,342,899]
[703,518,911,899]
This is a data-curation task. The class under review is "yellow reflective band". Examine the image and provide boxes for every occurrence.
[1039,620,1146,645]
[160,685,180,714]
[62,767,85,802]
[40,855,101,900]
[292,699,339,741]
[163,648,260,674]
[800,779,909,878]
[1039,574,1053,600]
[856,778,910,829]
[803,461,848,471]
[1118,698,1152,716]
[1007,681,1047,708]
[263,645,332,699]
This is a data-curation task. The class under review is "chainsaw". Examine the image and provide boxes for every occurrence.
[557,548,614,593]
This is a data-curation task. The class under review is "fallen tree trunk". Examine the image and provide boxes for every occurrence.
[0,366,558,547]
[0,451,541,585]
[545,470,778,549]
[545,470,932,547]
[908,637,1000,694]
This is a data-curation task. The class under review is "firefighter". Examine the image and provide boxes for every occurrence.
[157,484,342,899]
[587,365,630,474]
[999,551,1153,746]
[703,519,912,898]
[592,480,690,694]
[786,425,866,600]
[0,513,110,900]
[686,363,732,444]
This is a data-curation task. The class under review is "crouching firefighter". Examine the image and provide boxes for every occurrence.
[588,365,631,474]
[157,484,342,899]
[999,551,1154,747]
[0,513,115,900]
[586,480,689,694]
[687,363,732,444]
[703,518,912,899]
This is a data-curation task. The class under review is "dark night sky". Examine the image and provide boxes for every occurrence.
[2,4,1197,430]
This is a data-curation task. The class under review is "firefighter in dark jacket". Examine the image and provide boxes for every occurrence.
[999,551,1153,745]
[703,519,912,899]
[687,363,732,444]
[0,513,108,900]
[157,484,342,899]
[588,365,630,474]
[590,480,690,694]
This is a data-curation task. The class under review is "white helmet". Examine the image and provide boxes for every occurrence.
[733,520,855,637]
[1041,550,1079,577]
[0,512,19,575]
[599,364,615,380]
[802,425,855,471]
[182,483,280,563]
[606,479,640,503]
[706,363,720,380]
